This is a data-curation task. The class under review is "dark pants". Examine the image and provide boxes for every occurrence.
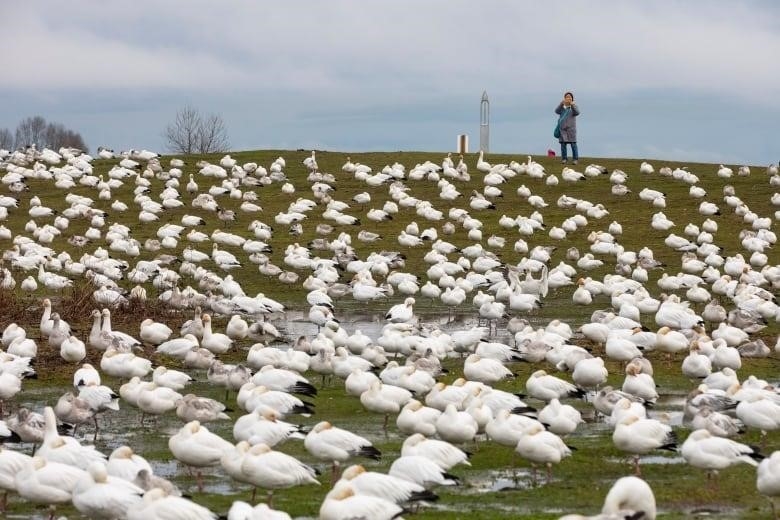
[560,142,578,161]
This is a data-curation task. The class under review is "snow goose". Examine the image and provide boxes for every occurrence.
[106,445,153,483]
[681,342,713,379]
[73,363,101,389]
[571,356,608,389]
[100,344,152,380]
[736,397,780,443]
[681,428,762,481]
[152,366,193,391]
[385,297,416,324]
[233,407,305,447]
[360,381,412,433]
[1,323,26,347]
[613,415,676,475]
[401,433,470,470]
[139,318,173,345]
[235,442,319,506]
[463,353,513,384]
[252,366,317,397]
[60,334,86,363]
[156,334,199,358]
[136,382,182,425]
[0,445,31,507]
[305,421,381,482]
[14,456,87,511]
[435,403,478,444]
[240,384,314,417]
[169,420,234,492]
[228,501,291,520]
[484,408,543,447]
[515,422,572,483]
[176,393,230,424]
[690,405,743,438]
[339,463,437,505]
[757,451,780,516]
[537,398,584,436]
[76,380,119,437]
[320,480,402,520]
[72,461,144,519]
[100,309,141,349]
[622,361,658,404]
[587,476,657,520]
[396,400,441,437]
[526,370,585,402]
[389,454,459,492]
[200,313,233,354]
[126,487,217,520]
[39,298,70,338]
[37,407,106,469]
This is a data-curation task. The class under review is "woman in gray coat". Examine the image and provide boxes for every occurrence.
[555,91,580,164]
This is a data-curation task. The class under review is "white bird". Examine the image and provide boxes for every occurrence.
[526,370,584,402]
[612,415,677,475]
[168,420,234,491]
[338,463,437,505]
[537,398,583,436]
[304,421,381,481]
[106,445,152,483]
[463,353,513,384]
[681,428,762,480]
[228,501,291,520]
[560,476,657,520]
[153,366,193,391]
[0,444,32,503]
[435,403,478,444]
[360,381,412,432]
[233,442,319,505]
[515,422,572,483]
[396,400,441,437]
[385,297,416,324]
[320,480,402,520]
[72,461,144,519]
[389,454,459,491]
[37,407,106,469]
[233,407,305,447]
[139,319,173,345]
[201,313,233,354]
[400,433,470,470]
[15,456,86,510]
[126,488,217,520]
[757,451,780,517]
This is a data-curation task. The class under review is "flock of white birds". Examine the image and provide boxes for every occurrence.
[0,143,779,520]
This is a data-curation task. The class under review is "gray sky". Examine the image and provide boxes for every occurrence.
[2,1,778,164]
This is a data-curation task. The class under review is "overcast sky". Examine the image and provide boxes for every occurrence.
[2,1,778,165]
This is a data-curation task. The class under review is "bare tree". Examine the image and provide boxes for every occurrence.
[198,113,229,154]
[11,116,88,152]
[0,128,12,150]
[61,129,87,151]
[14,116,47,149]
[164,105,230,154]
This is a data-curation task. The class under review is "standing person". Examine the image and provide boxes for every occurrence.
[555,92,580,164]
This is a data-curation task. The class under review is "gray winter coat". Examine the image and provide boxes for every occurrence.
[555,102,580,143]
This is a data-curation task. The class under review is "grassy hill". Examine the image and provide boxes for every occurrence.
[2,148,779,519]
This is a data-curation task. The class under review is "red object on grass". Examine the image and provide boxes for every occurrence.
[547,149,556,157]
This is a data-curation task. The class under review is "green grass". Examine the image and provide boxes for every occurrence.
[2,148,780,518]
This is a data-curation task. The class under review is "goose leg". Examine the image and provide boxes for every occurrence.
[196,469,204,492]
